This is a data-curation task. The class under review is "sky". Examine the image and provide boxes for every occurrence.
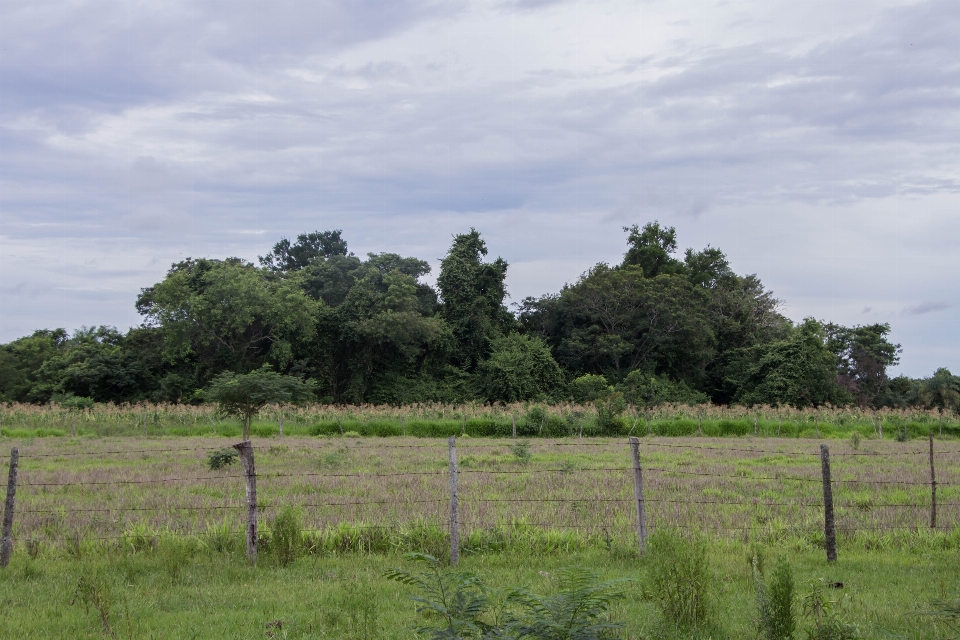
[0,0,957,378]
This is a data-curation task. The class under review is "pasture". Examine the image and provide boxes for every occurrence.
[0,430,958,638]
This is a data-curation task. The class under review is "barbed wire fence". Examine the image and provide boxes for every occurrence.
[0,435,957,567]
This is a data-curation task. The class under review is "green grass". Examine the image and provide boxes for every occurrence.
[0,434,958,637]
[1,540,959,638]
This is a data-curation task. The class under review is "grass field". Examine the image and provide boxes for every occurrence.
[0,433,959,638]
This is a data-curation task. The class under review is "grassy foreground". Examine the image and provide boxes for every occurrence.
[1,543,958,639]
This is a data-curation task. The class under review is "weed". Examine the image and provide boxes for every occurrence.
[915,598,960,634]
[802,578,860,639]
[644,529,713,631]
[270,505,303,566]
[895,425,910,443]
[320,446,349,468]
[385,552,491,638]
[71,572,114,635]
[508,440,532,464]
[508,566,630,639]
[26,536,42,559]
[122,522,159,553]
[753,553,795,640]
[204,517,241,554]
[849,431,861,450]
[207,448,238,470]
[386,553,628,639]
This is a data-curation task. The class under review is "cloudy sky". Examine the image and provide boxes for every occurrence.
[1,0,957,377]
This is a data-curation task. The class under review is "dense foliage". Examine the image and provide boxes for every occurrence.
[1,224,955,411]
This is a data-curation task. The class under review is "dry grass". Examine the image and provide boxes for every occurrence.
[3,435,958,553]
[1,401,956,437]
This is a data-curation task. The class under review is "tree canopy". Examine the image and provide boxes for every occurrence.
[0,223,946,411]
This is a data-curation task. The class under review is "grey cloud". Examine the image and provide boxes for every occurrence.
[904,301,951,315]
[1,0,958,377]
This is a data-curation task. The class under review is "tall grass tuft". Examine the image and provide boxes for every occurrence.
[269,506,303,566]
[754,552,796,640]
[644,529,713,631]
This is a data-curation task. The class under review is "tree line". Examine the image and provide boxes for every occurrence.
[1,224,957,413]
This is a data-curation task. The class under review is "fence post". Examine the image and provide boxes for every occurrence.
[233,441,258,565]
[448,436,459,565]
[877,418,883,440]
[629,437,648,552]
[929,432,937,529]
[820,444,837,562]
[1,448,20,568]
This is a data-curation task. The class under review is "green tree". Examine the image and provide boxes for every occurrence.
[205,365,316,440]
[477,333,565,403]
[618,370,708,407]
[0,329,68,402]
[919,368,960,414]
[551,266,714,382]
[137,258,320,376]
[258,230,349,272]
[728,319,847,408]
[826,323,901,408]
[436,229,512,370]
[621,221,686,277]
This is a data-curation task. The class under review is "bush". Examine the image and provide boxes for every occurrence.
[207,448,238,470]
[645,530,713,630]
[508,440,532,464]
[571,374,611,403]
[595,392,628,436]
[754,553,796,640]
[270,506,303,566]
[385,553,629,639]
[619,370,708,406]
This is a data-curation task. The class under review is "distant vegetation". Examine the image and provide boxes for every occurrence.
[1,224,957,415]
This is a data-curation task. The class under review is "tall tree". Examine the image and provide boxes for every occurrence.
[826,323,901,408]
[621,221,686,277]
[919,368,960,414]
[548,265,714,383]
[136,258,320,377]
[727,319,847,407]
[437,229,512,370]
[258,230,349,272]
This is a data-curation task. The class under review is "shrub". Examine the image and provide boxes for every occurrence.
[802,578,860,639]
[595,392,628,435]
[849,431,861,450]
[754,554,795,640]
[270,506,303,566]
[571,374,611,403]
[207,448,238,470]
[645,530,713,630]
[385,553,629,639]
[508,440,532,464]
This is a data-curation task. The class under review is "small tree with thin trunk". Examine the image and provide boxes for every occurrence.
[206,366,315,440]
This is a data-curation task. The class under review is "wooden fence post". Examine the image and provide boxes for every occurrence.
[820,444,837,562]
[233,441,258,565]
[929,433,937,529]
[1,448,20,567]
[448,436,459,565]
[629,437,648,552]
